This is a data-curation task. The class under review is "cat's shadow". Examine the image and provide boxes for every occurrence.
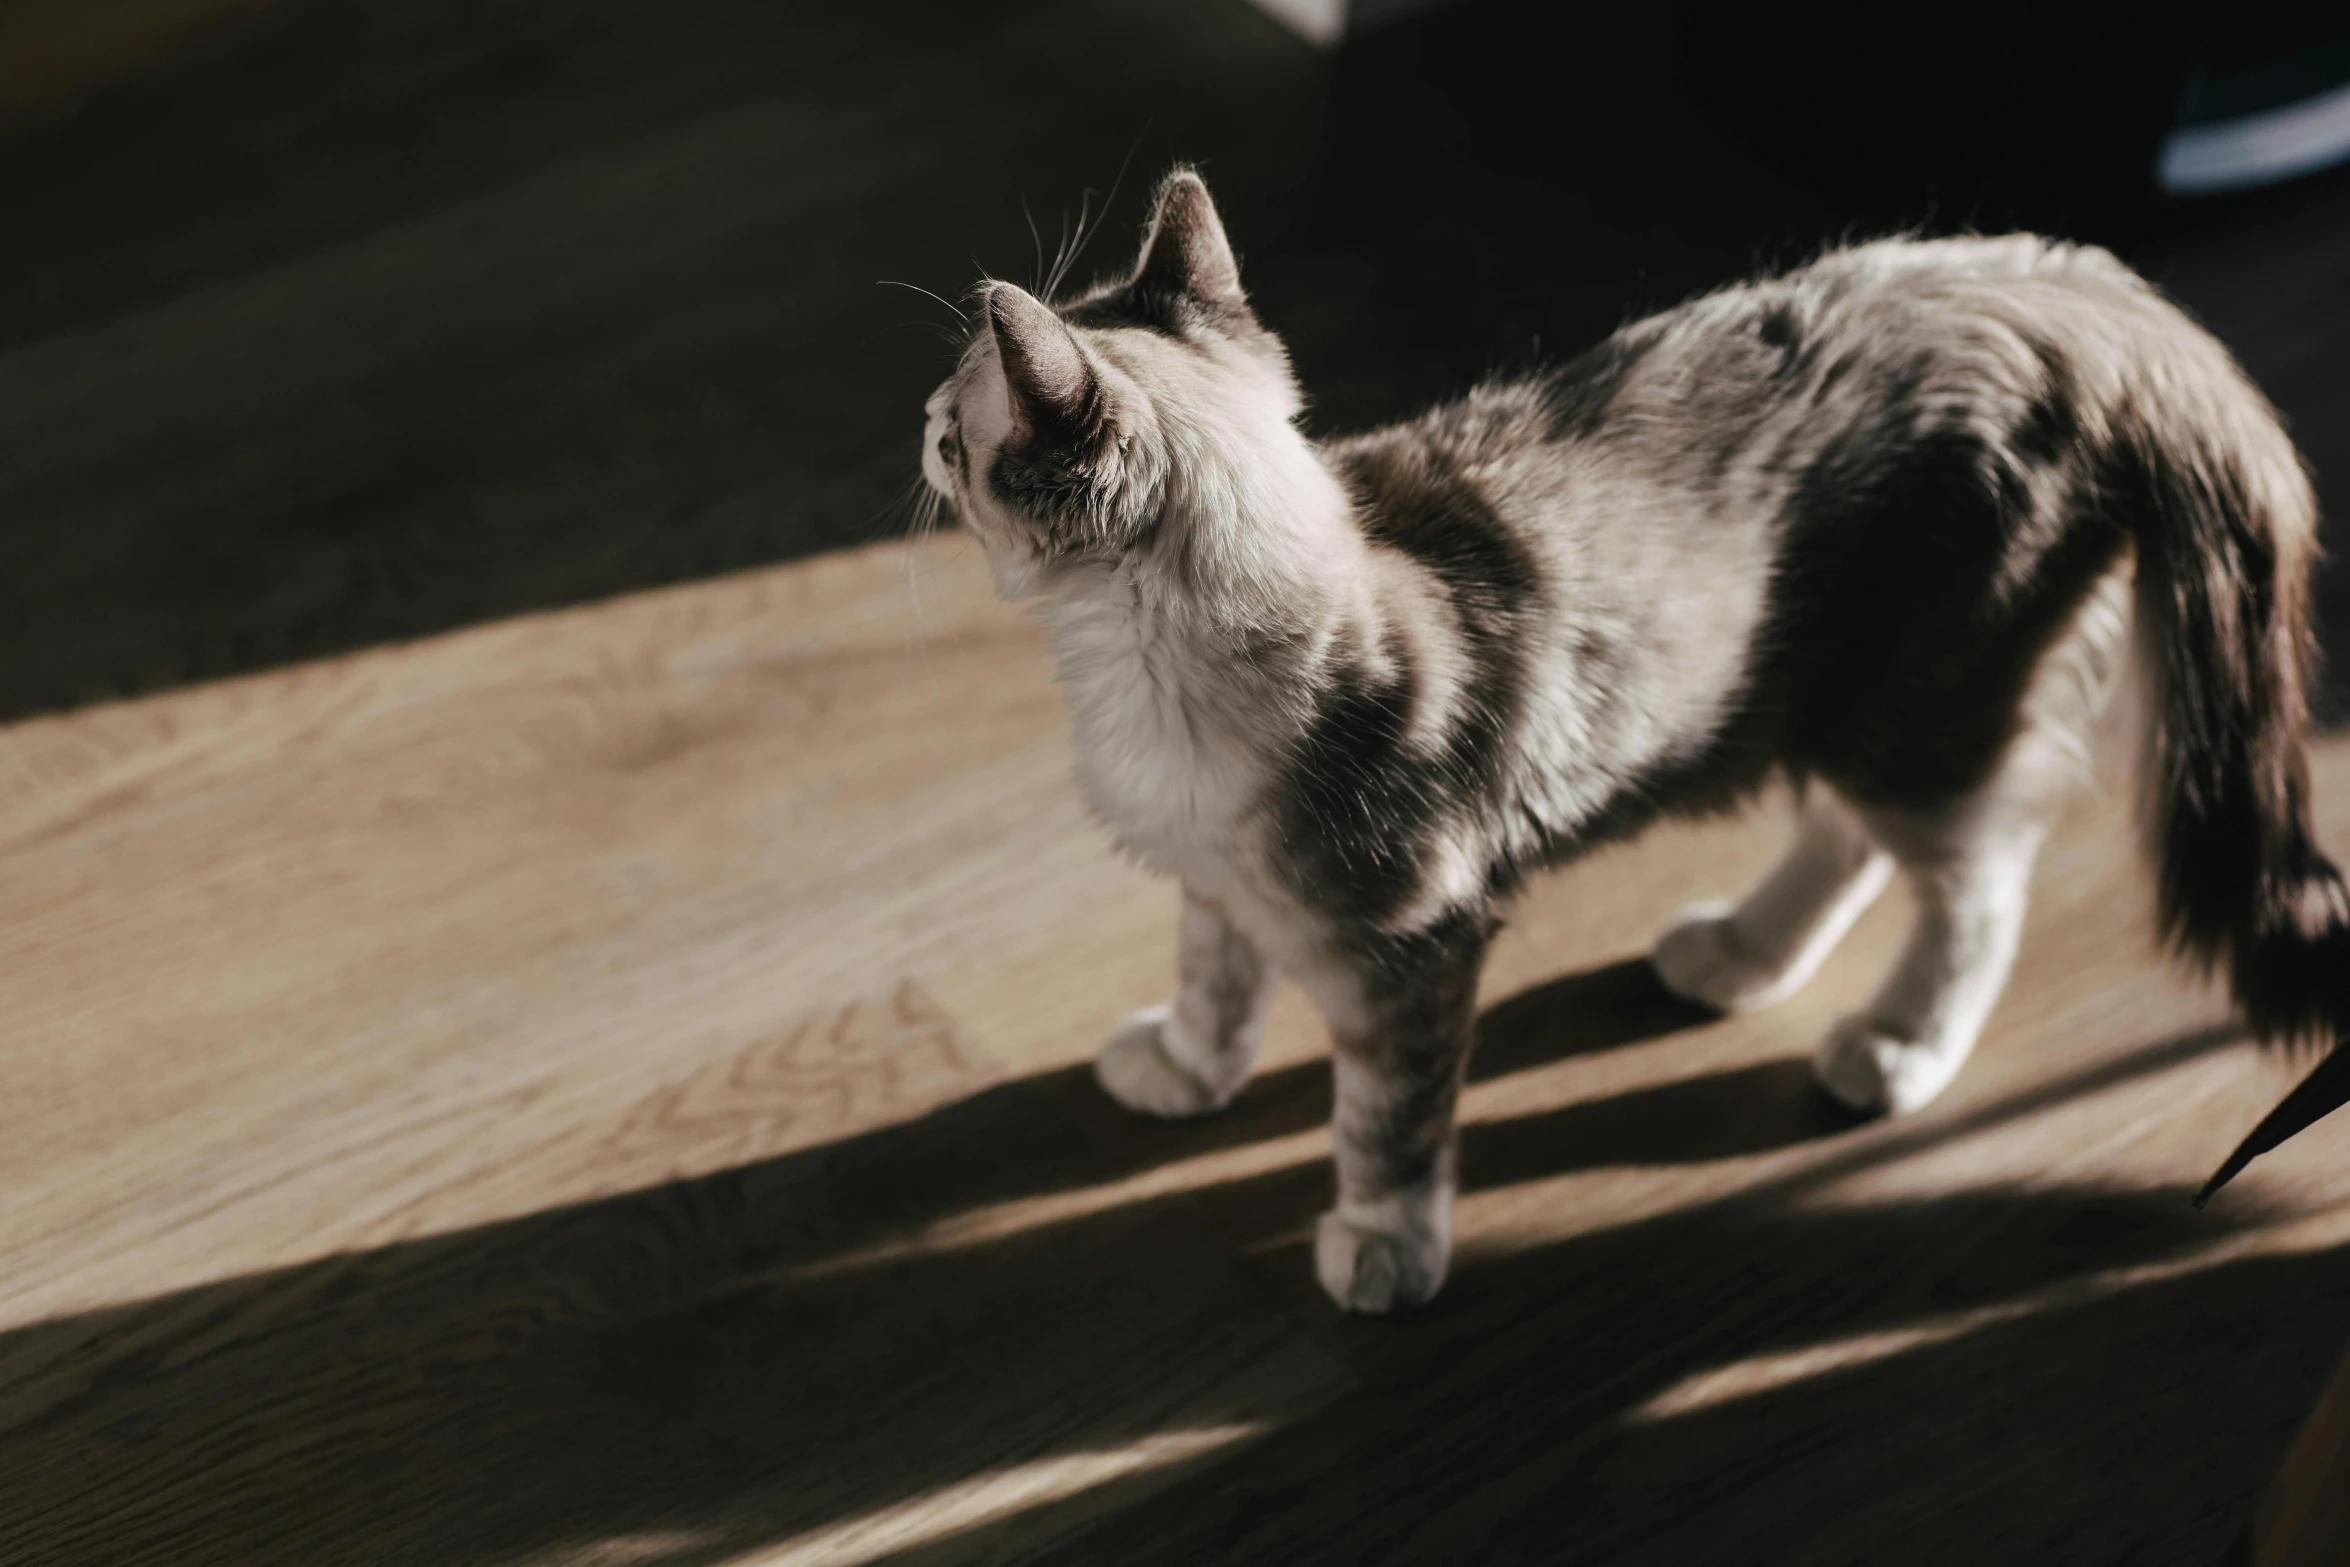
[0,954,2278,1567]
[1047,954,1831,1185]
[1472,954,1724,1079]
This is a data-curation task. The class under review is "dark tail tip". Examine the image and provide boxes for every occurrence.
[2197,1042,2350,1206]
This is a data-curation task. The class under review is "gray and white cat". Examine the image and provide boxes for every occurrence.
[917,168,2350,1313]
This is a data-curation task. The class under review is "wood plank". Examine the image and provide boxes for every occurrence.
[0,537,1119,1326]
[6,530,2350,1564]
[0,982,1350,1567]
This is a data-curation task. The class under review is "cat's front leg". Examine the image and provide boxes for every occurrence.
[1095,886,1276,1118]
[1312,915,1492,1314]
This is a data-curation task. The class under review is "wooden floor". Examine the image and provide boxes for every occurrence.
[7,3,2350,1559]
[6,530,2350,1565]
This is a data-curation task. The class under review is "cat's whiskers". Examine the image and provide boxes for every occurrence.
[1020,196,1047,296]
[1042,191,1090,303]
[875,278,967,323]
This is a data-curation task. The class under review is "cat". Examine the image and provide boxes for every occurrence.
[917,167,2350,1313]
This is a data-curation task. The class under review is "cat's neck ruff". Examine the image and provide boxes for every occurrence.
[1031,473,1365,875]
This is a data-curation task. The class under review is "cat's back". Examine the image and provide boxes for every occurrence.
[1652,232,2201,438]
[1326,236,2168,536]
[1774,232,2182,375]
[1309,233,2227,726]
[1477,230,2245,559]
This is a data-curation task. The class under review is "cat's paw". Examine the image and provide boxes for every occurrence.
[1652,902,1800,1013]
[1094,1007,1235,1119]
[1314,1201,1449,1314]
[1812,1015,1966,1116]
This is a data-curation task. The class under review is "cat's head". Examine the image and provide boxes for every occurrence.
[921,169,1313,594]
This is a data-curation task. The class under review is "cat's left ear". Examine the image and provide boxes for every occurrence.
[1133,168,1246,312]
[987,282,1100,445]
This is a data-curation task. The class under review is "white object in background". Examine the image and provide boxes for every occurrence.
[2158,77,2350,195]
[1244,0,1456,49]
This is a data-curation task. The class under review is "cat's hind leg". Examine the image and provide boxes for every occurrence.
[1812,806,2045,1116]
[1652,785,1893,1013]
[1811,736,2077,1115]
[1096,886,1276,1117]
[1811,563,2130,1116]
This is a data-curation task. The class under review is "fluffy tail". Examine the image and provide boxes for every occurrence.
[2115,354,2350,1203]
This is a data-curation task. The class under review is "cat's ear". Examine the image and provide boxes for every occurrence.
[1133,168,1245,311]
[987,283,1098,442]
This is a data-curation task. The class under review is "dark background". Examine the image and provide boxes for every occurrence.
[2,0,2346,723]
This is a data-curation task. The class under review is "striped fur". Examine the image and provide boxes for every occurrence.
[917,169,2345,1311]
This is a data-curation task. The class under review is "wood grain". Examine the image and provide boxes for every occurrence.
[5,531,2350,1564]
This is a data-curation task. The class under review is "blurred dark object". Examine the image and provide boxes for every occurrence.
[2161,1,2350,195]
[2240,1328,2350,1565]
[1284,0,2350,404]
[1681,0,2202,238]
[1679,1,2350,232]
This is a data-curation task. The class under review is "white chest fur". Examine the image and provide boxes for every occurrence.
[1040,571,1263,879]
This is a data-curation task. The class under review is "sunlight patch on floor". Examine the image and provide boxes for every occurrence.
[786,1126,1331,1282]
[745,1421,1270,1566]
[573,1530,714,1565]
[1625,1211,2350,1425]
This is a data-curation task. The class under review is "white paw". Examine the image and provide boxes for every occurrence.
[1313,1200,1450,1314]
[1093,1007,1234,1119]
[1651,902,1800,1013]
[1812,1015,1967,1116]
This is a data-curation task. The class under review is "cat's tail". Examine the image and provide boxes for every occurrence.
[2115,350,2350,1203]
